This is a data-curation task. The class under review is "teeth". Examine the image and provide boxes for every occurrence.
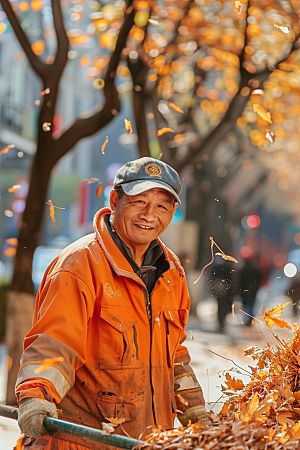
[136,224,152,229]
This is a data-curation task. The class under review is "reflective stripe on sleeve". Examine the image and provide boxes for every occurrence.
[15,364,71,399]
[174,372,200,392]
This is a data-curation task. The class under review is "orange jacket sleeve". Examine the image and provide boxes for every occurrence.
[174,277,205,412]
[15,270,94,404]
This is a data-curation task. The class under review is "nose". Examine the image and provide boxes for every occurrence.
[139,203,157,222]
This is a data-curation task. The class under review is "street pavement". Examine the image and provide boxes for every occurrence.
[0,286,297,449]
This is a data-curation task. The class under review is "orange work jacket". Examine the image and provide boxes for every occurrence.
[16,208,204,450]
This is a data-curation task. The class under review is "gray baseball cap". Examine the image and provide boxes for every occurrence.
[114,157,181,204]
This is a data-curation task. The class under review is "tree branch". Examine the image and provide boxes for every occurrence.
[0,0,46,78]
[51,0,69,75]
[174,32,300,172]
[53,0,135,163]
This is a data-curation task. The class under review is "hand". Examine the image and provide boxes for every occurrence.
[18,397,58,438]
[177,405,211,427]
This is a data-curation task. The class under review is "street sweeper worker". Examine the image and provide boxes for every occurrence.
[16,157,210,450]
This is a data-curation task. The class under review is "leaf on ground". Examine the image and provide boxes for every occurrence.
[34,356,65,374]
[124,118,132,134]
[157,127,174,137]
[287,421,300,439]
[240,392,259,423]
[252,104,272,124]
[169,103,184,114]
[96,182,102,198]
[101,136,109,154]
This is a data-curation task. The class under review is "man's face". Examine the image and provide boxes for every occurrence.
[110,188,177,249]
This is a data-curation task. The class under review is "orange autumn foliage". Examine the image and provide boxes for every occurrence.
[157,127,174,136]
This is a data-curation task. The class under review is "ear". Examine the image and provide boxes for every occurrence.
[110,189,118,212]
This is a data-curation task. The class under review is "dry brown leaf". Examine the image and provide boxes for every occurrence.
[34,356,65,374]
[106,417,125,424]
[252,104,272,124]
[8,184,21,193]
[223,373,244,391]
[169,103,184,114]
[0,144,15,155]
[287,421,300,439]
[96,182,102,198]
[263,303,292,329]
[101,136,109,154]
[240,392,259,423]
[124,118,132,134]
[215,253,238,263]
[157,127,174,137]
[266,129,275,144]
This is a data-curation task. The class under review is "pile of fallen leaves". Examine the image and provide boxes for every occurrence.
[141,302,300,449]
[140,420,300,449]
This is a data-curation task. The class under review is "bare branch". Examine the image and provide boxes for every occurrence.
[53,0,135,163]
[51,0,69,75]
[0,0,46,78]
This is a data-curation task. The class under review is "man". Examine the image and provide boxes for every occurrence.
[16,157,209,450]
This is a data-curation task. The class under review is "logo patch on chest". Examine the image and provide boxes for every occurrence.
[104,283,122,298]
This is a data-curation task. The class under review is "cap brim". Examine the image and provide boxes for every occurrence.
[120,180,181,204]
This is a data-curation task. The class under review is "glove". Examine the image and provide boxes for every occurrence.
[18,397,58,438]
[177,405,211,427]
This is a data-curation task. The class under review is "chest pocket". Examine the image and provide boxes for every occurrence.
[99,307,140,369]
[164,309,188,367]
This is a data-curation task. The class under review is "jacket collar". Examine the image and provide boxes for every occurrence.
[93,208,185,281]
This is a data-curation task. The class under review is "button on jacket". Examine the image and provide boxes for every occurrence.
[16,207,204,450]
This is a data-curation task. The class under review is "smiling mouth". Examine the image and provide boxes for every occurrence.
[135,224,154,230]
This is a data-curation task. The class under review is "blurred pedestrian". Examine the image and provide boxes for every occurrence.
[238,247,262,326]
[210,261,236,332]
[286,274,300,316]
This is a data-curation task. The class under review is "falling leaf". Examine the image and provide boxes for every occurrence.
[8,184,21,193]
[235,1,242,13]
[157,127,174,137]
[124,118,132,134]
[82,177,99,184]
[48,200,56,223]
[4,247,17,257]
[262,303,292,329]
[169,103,184,114]
[0,144,15,155]
[252,104,272,124]
[148,18,161,26]
[5,238,18,246]
[92,78,105,90]
[42,122,51,131]
[96,182,102,198]
[40,87,50,96]
[266,129,275,144]
[274,22,289,34]
[101,136,109,154]
[215,253,238,263]
[34,356,65,374]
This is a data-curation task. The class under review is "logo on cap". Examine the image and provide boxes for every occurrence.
[145,163,162,177]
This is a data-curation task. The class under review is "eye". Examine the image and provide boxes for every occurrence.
[158,204,167,210]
